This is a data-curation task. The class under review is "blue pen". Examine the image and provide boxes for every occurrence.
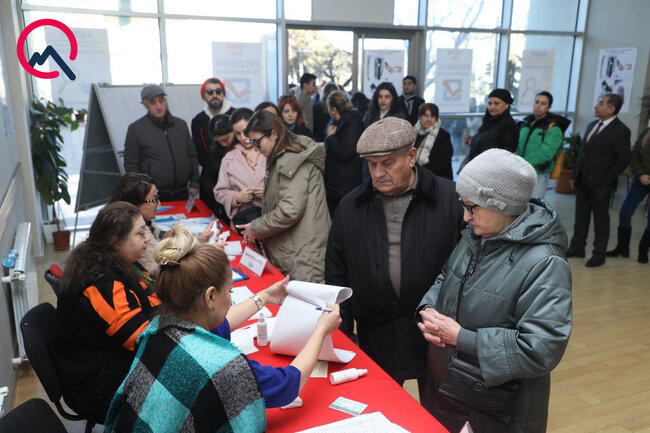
[315,307,347,313]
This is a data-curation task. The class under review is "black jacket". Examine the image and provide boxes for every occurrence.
[468,110,519,160]
[324,110,364,202]
[124,113,199,194]
[399,94,425,125]
[414,127,454,180]
[325,167,464,381]
[573,117,631,189]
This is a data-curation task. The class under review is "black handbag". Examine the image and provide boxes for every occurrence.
[438,355,520,424]
[436,264,520,425]
[232,206,262,227]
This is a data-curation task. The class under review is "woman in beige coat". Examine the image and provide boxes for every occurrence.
[237,110,330,282]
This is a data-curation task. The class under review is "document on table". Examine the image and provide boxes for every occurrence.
[270,281,355,363]
[296,412,409,433]
[231,286,271,321]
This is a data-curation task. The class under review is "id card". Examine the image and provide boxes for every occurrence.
[329,396,367,417]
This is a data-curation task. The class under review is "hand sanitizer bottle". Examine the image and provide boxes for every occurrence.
[256,313,268,346]
[329,368,368,385]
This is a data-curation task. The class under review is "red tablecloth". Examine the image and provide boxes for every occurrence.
[157,199,214,218]
[160,200,448,432]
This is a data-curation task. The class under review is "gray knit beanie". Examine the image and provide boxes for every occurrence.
[456,149,536,215]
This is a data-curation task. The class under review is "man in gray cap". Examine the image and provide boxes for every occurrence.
[124,84,199,201]
[325,116,464,391]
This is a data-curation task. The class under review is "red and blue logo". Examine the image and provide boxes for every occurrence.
[16,19,77,80]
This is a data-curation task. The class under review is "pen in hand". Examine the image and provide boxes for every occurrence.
[315,307,347,313]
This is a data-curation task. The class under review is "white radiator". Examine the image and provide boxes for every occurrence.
[2,222,33,364]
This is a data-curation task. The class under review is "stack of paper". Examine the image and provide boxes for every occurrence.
[296,412,410,433]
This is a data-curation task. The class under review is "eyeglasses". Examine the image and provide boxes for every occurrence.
[459,198,479,215]
[144,195,160,204]
[206,88,223,96]
[248,134,268,149]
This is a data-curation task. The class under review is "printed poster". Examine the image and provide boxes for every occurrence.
[518,49,555,110]
[44,27,112,110]
[362,49,404,98]
[212,42,265,107]
[434,49,472,113]
[593,47,636,113]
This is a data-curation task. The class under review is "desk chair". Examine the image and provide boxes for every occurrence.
[44,264,63,297]
[20,303,96,433]
[0,398,68,433]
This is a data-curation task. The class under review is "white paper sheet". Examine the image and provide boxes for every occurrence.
[230,286,272,321]
[270,281,355,363]
[296,412,408,433]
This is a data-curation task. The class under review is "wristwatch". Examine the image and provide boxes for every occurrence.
[251,294,264,310]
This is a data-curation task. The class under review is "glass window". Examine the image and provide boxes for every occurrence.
[424,31,498,111]
[166,19,277,105]
[287,30,353,92]
[394,0,419,26]
[511,0,579,32]
[427,0,502,29]
[21,0,157,13]
[284,0,311,20]
[164,0,276,19]
[507,34,575,112]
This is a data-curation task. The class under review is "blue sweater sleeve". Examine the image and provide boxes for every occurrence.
[210,319,300,408]
[245,358,301,408]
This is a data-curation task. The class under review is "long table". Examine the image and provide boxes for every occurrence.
[159,200,448,432]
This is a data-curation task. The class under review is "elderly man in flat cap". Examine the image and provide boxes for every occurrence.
[325,116,464,392]
[124,84,200,201]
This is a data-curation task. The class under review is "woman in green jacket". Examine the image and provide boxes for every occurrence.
[238,110,331,282]
[517,91,571,199]
[417,149,572,433]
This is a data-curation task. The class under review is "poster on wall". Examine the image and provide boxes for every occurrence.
[362,49,404,98]
[212,42,265,108]
[517,49,555,110]
[434,49,472,113]
[592,47,636,113]
[45,27,112,110]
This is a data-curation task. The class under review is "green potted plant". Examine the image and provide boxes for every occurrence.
[554,132,582,194]
[30,97,79,250]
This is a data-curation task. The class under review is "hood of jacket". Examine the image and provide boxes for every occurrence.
[467,198,568,252]
[522,112,571,133]
[272,133,325,178]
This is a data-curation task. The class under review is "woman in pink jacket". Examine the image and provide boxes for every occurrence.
[214,108,266,229]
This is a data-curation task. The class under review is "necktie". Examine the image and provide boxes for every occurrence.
[586,121,603,145]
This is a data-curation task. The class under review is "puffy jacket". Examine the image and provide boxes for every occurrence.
[469,109,519,160]
[517,114,571,173]
[418,199,572,433]
[251,135,330,282]
[124,113,199,194]
[326,167,464,381]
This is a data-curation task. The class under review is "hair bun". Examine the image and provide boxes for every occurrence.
[153,225,198,267]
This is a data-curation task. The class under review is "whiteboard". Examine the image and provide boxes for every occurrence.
[75,83,203,212]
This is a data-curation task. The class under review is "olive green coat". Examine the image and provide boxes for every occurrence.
[251,135,330,282]
[630,127,650,185]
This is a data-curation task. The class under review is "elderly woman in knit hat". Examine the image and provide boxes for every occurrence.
[417,149,573,433]
[460,88,520,171]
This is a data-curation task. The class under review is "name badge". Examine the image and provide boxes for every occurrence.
[239,246,268,277]
[184,195,197,214]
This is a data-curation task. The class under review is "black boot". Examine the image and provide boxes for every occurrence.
[639,230,650,264]
[607,227,632,257]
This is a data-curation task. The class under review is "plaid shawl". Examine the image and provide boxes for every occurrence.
[105,314,265,432]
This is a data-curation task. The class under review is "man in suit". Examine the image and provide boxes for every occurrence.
[399,75,425,125]
[567,93,631,267]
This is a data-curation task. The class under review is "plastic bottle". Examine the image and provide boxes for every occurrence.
[256,313,268,346]
[329,368,368,385]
